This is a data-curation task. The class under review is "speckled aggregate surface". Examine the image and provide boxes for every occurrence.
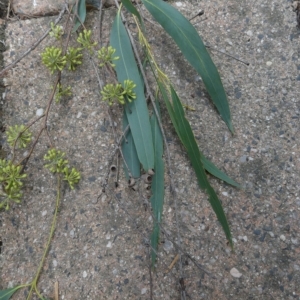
[0,0,300,299]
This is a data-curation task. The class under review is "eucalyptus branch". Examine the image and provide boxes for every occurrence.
[114,3,185,292]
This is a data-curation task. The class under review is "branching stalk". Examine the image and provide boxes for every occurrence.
[114,3,185,296]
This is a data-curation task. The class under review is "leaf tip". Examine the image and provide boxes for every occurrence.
[227,120,234,134]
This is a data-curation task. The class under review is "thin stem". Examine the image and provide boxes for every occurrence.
[11,113,45,163]
[26,173,62,300]
[17,74,61,170]
[206,44,249,65]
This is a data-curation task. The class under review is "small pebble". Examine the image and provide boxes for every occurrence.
[222,192,228,197]
[83,271,87,278]
[42,210,47,216]
[263,225,272,231]
[238,235,248,241]
[141,288,147,294]
[291,238,298,245]
[266,61,272,66]
[230,267,242,278]
[106,241,112,248]
[176,2,183,6]
[112,268,118,275]
[70,229,75,238]
[36,108,44,116]
[225,38,233,46]
[163,240,174,252]
[240,155,247,163]
[101,195,107,202]
[53,259,58,267]
[253,229,261,236]
[280,235,286,241]
[77,112,82,118]
[294,264,300,271]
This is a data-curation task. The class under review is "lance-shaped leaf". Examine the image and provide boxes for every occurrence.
[170,86,232,246]
[0,286,22,300]
[201,156,241,188]
[160,83,232,246]
[72,0,86,32]
[158,82,239,188]
[150,101,164,266]
[142,0,233,133]
[122,111,141,179]
[110,12,154,171]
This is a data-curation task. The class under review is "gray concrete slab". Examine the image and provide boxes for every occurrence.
[1,0,300,299]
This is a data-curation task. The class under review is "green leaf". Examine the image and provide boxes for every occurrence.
[201,156,241,188]
[122,111,141,179]
[162,85,232,246]
[72,0,86,32]
[0,287,22,300]
[110,12,155,171]
[121,0,144,28]
[158,82,239,188]
[142,0,233,133]
[150,101,164,265]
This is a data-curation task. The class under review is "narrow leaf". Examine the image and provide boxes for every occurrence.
[121,0,143,27]
[165,85,232,246]
[0,287,22,300]
[72,0,86,32]
[122,111,141,179]
[110,12,154,171]
[158,82,239,187]
[201,156,241,188]
[150,101,164,265]
[142,0,233,132]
